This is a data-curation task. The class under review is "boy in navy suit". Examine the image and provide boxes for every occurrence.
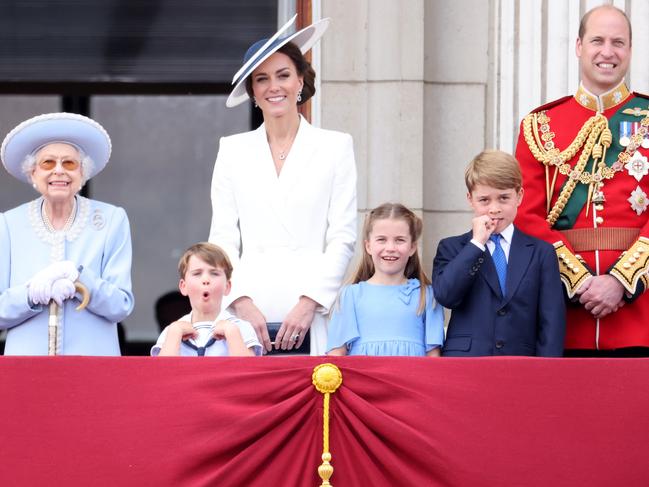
[432,150,565,356]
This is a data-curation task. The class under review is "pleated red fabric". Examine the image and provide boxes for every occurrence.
[1,356,648,487]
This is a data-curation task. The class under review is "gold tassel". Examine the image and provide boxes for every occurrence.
[312,363,343,486]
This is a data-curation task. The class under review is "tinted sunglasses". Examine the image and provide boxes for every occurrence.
[37,158,80,171]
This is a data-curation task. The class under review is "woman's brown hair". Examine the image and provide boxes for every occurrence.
[245,41,316,106]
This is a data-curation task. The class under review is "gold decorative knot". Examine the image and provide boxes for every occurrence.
[600,128,612,147]
[312,363,343,394]
[318,453,334,481]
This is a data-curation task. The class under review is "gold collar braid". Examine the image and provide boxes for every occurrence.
[575,82,630,112]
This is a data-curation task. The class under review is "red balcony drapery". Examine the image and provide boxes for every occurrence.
[1,356,648,486]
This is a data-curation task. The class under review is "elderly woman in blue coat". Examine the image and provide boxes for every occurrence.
[0,113,134,355]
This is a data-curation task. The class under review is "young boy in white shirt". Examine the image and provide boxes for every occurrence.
[151,242,261,357]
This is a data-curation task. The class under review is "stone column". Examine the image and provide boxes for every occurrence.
[422,0,490,266]
[320,0,425,251]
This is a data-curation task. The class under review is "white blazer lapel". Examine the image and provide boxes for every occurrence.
[276,116,316,194]
[249,123,295,237]
[250,123,278,184]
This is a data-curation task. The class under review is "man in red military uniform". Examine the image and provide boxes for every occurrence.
[515,5,649,356]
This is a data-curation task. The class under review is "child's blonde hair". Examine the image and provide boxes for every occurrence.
[464,149,522,193]
[178,242,233,280]
[350,202,430,315]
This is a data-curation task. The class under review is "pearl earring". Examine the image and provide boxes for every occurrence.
[253,97,258,108]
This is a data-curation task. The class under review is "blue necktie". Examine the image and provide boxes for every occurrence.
[182,337,217,356]
[489,233,507,295]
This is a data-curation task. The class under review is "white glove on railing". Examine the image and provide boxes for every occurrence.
[28,261,80,306]
[50,279,77,307]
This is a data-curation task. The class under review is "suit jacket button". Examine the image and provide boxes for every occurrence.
[495,340,504,349]
[478,257,484,263]
[497,309,507,316]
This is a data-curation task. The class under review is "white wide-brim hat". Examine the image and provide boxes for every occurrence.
[1,112,112,184]
[226,14,330,108]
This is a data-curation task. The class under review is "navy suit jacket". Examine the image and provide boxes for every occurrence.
[432,227,565,357]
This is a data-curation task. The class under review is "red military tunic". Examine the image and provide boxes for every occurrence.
[515,82,649,350]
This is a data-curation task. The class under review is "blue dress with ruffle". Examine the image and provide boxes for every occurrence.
[326,278,445,356]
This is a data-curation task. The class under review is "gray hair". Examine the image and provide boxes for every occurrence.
[22,146,96,187]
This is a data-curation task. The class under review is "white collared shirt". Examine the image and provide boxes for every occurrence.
[151,309,262,356]
[471,223,514,262]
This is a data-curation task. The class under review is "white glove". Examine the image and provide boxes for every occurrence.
[28,261,79,306]
[50,279,77,307]
[28,277,52,306]
[50,261,79,282]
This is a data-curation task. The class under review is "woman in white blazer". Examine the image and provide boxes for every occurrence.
[209,16,357,355]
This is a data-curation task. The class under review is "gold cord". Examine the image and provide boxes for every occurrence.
[523,112,609,226]
[312,363,343,487]
[546,121,605,225]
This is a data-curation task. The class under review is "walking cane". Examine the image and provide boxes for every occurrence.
[48,281,91,356]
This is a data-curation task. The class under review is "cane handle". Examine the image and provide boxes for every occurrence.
[75,281,90,311]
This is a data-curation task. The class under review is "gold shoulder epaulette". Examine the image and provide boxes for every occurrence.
[610,237,649,294]
[554,241,592,298]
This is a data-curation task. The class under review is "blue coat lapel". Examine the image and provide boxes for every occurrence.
[480,251,503,298]
[478,227,534,301]
[502,228,534,304]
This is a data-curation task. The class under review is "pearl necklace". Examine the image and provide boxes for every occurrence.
[42,198,77,233]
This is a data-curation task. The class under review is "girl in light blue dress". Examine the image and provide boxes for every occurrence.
[327,203,444,356]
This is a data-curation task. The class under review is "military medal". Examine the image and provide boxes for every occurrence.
[629,186,649,215]
[620,121,649,148]
[622,106,649,117]
[625,151,649,182]
[591,188,606,204]
[620,121,632,147]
